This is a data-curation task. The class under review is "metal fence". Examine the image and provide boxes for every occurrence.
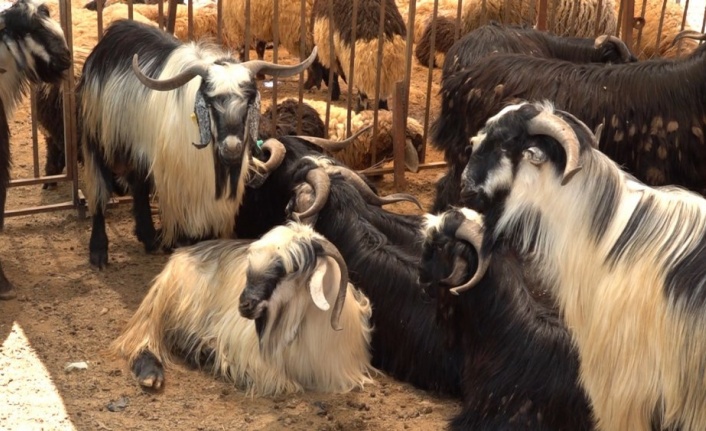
[5,0,704,219]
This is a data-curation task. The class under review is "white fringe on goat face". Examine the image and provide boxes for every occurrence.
[80,43,253,245]
[111,222,374,397]
[464,101,706,431]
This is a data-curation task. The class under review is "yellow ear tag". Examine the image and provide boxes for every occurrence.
[191,112,198,125]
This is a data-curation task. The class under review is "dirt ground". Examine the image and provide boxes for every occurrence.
[0,9,463,431]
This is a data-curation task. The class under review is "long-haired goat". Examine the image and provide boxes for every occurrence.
[78,19,316,268]
[312,0,407,111]
[459,100,706,431]
[236,142,464,396]
[112,221,374,395]
[0,0,70,223]
[419,207,593,430]
[432,37,706,212]
[0,0,71,299]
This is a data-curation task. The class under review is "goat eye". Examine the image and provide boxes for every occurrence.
[38,4,50,16]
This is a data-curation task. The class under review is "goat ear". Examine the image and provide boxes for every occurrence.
[308,257,339,311]
[192,90,213,150]
[522,147,548,166]
[404,138,420,173]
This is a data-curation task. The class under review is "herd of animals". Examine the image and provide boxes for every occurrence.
[3,0,706,429]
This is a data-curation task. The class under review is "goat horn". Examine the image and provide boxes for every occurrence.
[320,239,349,331]
[294,168,331,221]
[594,34,634,63]
[259,139,287,173]
[557,110,601,149]
[241,46,318,78]
[323,165,423,209]
[132,54,208,91]
[285,124,373,152]
[440,256,468,286]
[670,29,706,48]
[449,218,490,295]
[527,110,582,185]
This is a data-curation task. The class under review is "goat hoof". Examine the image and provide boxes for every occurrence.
[89,250,108,269]
[132,350,165,391]
[0,283,16,301]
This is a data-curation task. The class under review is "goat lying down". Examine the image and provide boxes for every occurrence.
[111,222,374,396]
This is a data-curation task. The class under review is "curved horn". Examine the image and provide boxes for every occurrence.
[241,46,319,78]
[322,165,423,209]
[669,29,706,48]
[285,124,373,152]
[557,110,601,149]
[132,54,208,91]
[259,139,286,173]
[526,110,583,185]
[448,218,491,295]
[320,239,349,331]
[293,168,331,221]
[594,34,634,63]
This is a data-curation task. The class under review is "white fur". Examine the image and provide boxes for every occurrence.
[112,222,375,396]
[475,102,706,431]
[81,43,259,246]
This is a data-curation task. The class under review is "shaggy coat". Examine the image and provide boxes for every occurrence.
[312,0,407,108]
[112,222,374,396]
[432,40,706,212]
[260,98,326,139]
[461,101,706,431]
[236,142,463,397]
[419,208,593,430]
[298,98,422,171]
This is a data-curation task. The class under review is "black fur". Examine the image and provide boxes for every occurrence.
[431,21,639,212]
[236,138,464,397]
[419,209,594,430]
[260,98,326,138]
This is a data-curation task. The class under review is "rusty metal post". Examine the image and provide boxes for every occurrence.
[188,0,194,40]
[537,0,548,31]
[392,82,407,191]
[167,0,178,35]
[622,0,634,50]
[345,0,359,138]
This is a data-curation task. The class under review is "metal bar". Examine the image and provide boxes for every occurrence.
[167,0,178,35]
[678,0,691,57]
[422,0,440,164]
[654,0,668,56]
[537,0,548,31]
[346,0,359,139]
[371,0,387,165]
[30,89,40,178]
[217,0,223,44]
[128,0,133,20]
[634,0,648,53]
[392,82,406,191]
[158,0,164,31]
[622,0,634,50]
[360,161,447,176]
[5,202,78,218]
[455,0,463,41]
[188,0,194,40]
[296,0,307,135]
[244,0,251,61]
[616,0,624,37]
[324,0,334,139]
[59,0,80,209]
[9,175,70,188]
[272,0,279,138]
[594,0,604,36]
[96,0,103,40]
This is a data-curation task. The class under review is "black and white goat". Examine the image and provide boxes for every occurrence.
[0,0,71,299]
[236,141,464,396]
[78,19,316,268]
[419,207,593,430]
[433,31,706,212]
[459,100,706,431]
[112,221,374,395]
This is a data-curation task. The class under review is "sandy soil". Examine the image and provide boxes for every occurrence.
[0,10,460,431]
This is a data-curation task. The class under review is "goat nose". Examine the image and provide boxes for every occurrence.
[239,298,256,316]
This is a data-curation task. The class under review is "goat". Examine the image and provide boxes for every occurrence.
[418,20,635,71]
[459,100,706,431]
[0,0,71,220]
[78,19,316,268]
[431,36,706,213]
[236,140,464,397]
[418,207,594,430]
[0,0,71,299]
[112,221,374,396]
[312,0,407,111]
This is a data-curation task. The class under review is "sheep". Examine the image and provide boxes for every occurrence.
[260,98,327,139]
[619,0,699,59]
[414,15,458,68]
[78,19,317,268]
[112,221,375,395]
[418,20,636,71]
[396,0,459,44]
[457,100,706,431]
[38,4,156,189]
[312,0,407,111]
[235,140,464,397]
[418,207,594,430]
[431,37,706,213]
[291,98,422,171]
